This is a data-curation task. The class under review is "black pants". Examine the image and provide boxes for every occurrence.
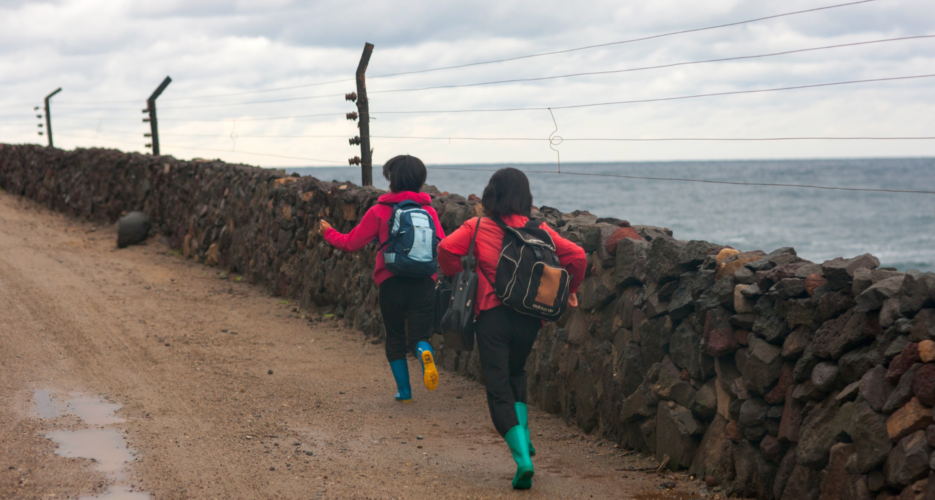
[475,306,541,437]
[378,276,435,363]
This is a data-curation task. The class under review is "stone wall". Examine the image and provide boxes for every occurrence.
[2,143,934,500]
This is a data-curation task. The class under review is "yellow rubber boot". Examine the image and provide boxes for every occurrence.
[416,341,438,391]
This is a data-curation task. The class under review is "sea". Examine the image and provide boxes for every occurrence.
[289,159,935,273]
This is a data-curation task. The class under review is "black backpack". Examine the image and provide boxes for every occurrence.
[484,217,571,321]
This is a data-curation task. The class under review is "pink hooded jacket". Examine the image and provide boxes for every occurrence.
[323,191,445,286]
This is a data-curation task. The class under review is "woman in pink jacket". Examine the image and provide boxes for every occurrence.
[319,155,445,403]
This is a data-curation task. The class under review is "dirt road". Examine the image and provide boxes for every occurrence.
[0,191,701,499]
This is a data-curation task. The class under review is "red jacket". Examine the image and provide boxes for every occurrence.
[323,191,445,286]
[437,215,587,315]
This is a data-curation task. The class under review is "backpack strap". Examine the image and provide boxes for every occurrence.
[468,217,496,287]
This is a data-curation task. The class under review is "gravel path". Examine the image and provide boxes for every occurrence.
[0,192,701,499]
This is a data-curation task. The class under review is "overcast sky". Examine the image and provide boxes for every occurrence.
[1,0,933,167]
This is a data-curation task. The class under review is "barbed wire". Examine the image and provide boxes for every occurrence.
[373,73,935,114]
[368,35,935,95]
[2,0,878,106]
[54,133,347,164]
[369,0,880,79]
[428,166,935,195]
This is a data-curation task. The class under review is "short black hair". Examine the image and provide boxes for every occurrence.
[481,167,533,218]
[382,155,427,192]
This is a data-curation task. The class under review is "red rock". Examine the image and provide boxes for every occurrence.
[765,362,794,405]
[887,342,921,384]
[605,226,644,256]
[911,363,935,407]
[735,329,750,346]
[679,368,691,381]
[806,273,828,295]
[725,420,743,442]
[887,397,934,442]
[704,308,738,357]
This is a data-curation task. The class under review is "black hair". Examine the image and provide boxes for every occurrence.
[481,167,533,218]
[382,155,427,193]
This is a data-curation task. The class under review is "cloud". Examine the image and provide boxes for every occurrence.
[1,0,933,166]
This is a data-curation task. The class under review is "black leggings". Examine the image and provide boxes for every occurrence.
[475,306,541,437]
[378,276,435,362]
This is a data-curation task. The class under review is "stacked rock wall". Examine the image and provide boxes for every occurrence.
[2,143,934,499]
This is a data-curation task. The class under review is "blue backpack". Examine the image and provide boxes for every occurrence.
[380,200,439,277]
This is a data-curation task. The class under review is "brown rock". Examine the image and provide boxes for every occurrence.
[716,251,766,281]
[716,247,740,263]
[911,363,935,407]
[899,478,929,500]
[735,329,750,346]
[726,420,743,442]
[887,342,921,384]
[819,443,855,500]
[887,397,934,442]
[779,386,804,442]
[206,242,219,266]
[765,362,795,405]
[301,191,314,202]
[281,204,292,221]
[918,340,935,363]
[782,325,812,359]
[760,434,785,463]
[273,177,297,187]
[735,284,756,314]
[182,233,192,258]
[807,273,829,295]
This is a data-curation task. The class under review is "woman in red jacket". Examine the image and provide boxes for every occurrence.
[437,168,586,490]
[319,155,445,403]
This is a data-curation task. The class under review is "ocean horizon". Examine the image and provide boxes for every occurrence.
[288,158,935,273]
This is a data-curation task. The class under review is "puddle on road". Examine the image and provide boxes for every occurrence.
[35,390,150,499]
[65,395,126,425]
[33,389,64,419]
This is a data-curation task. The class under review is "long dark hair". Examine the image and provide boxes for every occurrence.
[481,168,532,218]
[382,155,427,192]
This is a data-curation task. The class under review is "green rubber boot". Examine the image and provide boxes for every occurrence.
[505,425,534,489]
[515,402,536,457]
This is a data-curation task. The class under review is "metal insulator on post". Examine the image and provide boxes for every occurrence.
[36,115,42,119]
[346,112,358,121]
[345,92,357,102]
[348,156,361,165]
[349,136,361,146]
[144,133,151,137]
[145,143,152,148]
[142,109,149,113]
[143,118,150,122]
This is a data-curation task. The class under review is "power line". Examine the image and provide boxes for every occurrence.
[373,73,935,114]
[428,166,935,195]
[369,0,880,79]
[369,35,935,94]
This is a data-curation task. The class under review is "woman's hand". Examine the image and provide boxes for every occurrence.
[567,292,578,308]
[318,219,332,236]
